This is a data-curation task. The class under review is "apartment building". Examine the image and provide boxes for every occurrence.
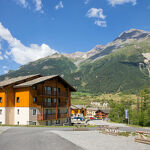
[0,74,76,125]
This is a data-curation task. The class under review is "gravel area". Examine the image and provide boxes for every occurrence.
[88,120,150,132]
[52,131,150,150]
[87,120,127,127]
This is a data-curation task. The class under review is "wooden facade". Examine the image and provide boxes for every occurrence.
[32,77,71,123]
[95,109,109,119]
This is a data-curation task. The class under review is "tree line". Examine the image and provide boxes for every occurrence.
[109,89,150,127]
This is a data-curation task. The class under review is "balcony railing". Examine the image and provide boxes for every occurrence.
[57,113,68,118]
[37,102,67,108]
[37,113,68,121]
[37,91,68,97]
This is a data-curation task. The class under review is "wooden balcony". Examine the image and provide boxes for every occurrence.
[37,91,68,97]
[37,102,67,108]
[37,114,56,121]
[57,113,68,118]
[37,113,68,121]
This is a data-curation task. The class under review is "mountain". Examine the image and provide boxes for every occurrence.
[0,54,77,80]
[1,28,150,94]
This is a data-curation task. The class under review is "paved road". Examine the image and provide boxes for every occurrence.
[0,127,84,150]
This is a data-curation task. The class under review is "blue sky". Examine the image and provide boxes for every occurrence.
[0,0,150,74]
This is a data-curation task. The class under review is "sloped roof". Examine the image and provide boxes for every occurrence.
[71,105,79,109]
[0,74,41,88]
[87,107,98,111]
[14,75,76,92]
[71,105,86,109]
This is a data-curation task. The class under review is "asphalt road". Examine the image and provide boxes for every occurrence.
[0,127,84,150]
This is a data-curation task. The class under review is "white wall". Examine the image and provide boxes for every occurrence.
[0,107,6,124]
[14,107,30,125]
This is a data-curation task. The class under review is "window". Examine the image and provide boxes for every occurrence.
[56,120,60,124]
[45,87,51,94]
[33,97,37,103]
[53,98,57,103]
[17,109,19,115]
[33,122,36,125]
[17,121,19,125]
[45,98,51,106]
[58,88,60,94]
[45,98,51,103]
[57,98,60,106]
[17,97,20,103]
[0,109,2,115]
[32,109,36,115]
[32,85,37,90]
[46,109,52,115]
[0,97,2,103]
[46,121,51,126]
[53,88,57,95]
[65,108,67,114]
[52,109,56,115]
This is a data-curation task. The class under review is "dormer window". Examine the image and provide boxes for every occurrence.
[0,97,2,103]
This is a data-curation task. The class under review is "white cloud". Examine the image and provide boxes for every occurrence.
[4,70,8,74]
[2,66,8,74]
[0,22,57,65]
[87,8,106,19]
[84,0,90,4]
[0,50,3,60]
[94,20,107,27]
[6,51,11,56]
[87,8,107,27]
[4,54,8,59]
[18,0,28,8]
[2,66,7,69]
[33,0,43,13]
[0,55,3,60]
[55,1,64,10]
[108,0,137,6]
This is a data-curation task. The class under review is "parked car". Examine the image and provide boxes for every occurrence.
[89,117,97,120]
[71,116,87,125]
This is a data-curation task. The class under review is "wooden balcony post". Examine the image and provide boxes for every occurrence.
[67,88,70,118]
[42,83,44,121]
[56,78,58,120]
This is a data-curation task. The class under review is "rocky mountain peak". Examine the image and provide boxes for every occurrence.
[114,28,150,41]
